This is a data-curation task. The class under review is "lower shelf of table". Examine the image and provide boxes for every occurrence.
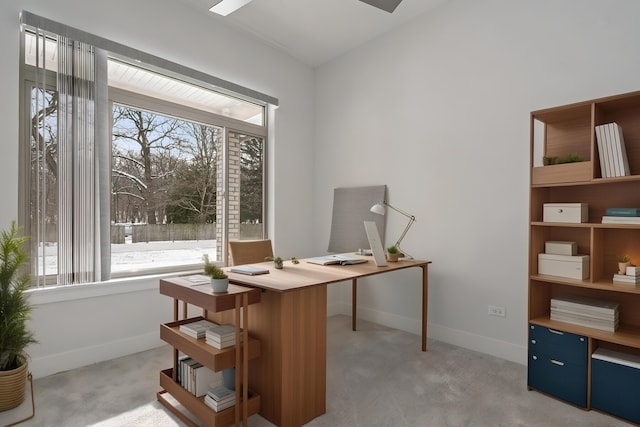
[159,368,260,427]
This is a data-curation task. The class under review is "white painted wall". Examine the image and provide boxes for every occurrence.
[316,0,640,364]
[0,0,315,378]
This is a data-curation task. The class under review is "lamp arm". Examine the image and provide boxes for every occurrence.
[394,215,415,248]
[383,201,414,220]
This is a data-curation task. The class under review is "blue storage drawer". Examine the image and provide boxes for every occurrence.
[528,351,587,407]
[529,324,587,365]
[591,348,640,424]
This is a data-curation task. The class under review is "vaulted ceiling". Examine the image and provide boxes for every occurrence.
[175,0,447,67]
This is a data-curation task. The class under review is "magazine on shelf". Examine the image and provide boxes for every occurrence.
[602,216,640,224]
[307,254,367,266]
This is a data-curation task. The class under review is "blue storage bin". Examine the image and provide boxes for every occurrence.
[528,324,588,408]
[591,348,640,424]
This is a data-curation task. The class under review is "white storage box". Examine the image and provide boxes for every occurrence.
[538,253,590,280]
[545,241,577,256]
[543,203,588,223]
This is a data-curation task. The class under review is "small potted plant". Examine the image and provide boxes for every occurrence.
[386,245,400,262]
[618,255,631,275]
[265,256,299,269]
[203,254,228,293]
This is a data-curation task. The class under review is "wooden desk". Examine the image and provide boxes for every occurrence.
[225,256,431,427]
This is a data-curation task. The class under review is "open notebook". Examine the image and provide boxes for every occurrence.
[307,254,368,266]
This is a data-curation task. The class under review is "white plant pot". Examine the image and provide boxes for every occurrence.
[211,278,229,293]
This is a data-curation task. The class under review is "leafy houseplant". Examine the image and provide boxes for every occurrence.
[265,256,299,269]
[386,245,400,262]
[203,254,229,293]
[0,222,37,410]
[618,255,631,274]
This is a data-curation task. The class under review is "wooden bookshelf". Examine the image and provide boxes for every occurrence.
[528,90,640,423]
[158,277,261,427]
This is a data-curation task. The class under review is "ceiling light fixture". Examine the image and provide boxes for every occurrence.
[358,0,403,13]
[209,0,254,16]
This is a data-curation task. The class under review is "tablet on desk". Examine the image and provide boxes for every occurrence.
[364,220,387,267]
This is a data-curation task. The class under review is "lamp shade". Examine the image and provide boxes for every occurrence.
[370,203,385,215]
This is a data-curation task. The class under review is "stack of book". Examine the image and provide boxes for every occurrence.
[602,207,640,225]
[613,265,640,285]
[595,122,630,178]
[206,324,238,349]
[550,295,619,332]
[179,318,219,339]
[178,356,223,397]
[204,385,236,412]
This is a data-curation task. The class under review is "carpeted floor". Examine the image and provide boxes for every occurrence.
[0,315,632,426]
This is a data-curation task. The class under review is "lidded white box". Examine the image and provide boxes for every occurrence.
[545,241,577,256]
[543,203,588,223]
[538,253,590,280]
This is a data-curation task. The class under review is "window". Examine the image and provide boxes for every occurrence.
[19,14,275,287]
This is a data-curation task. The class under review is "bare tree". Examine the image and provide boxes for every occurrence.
[166,122,220,224]
[112,105,183,224]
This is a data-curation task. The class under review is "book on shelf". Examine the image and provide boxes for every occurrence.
[595,123,612,178]
[206,324,236,339]
[550,295,619,332]
[229,265,270,275]
[605,208,640,217]
[596,122,630,177]
[306,254,367,266]
[205,324,240,349]
[613,274,640,285]
[181,358,200,393]
[192,365,223,397]
[204,385,236,412]
[179,319,219,339]
[204,395,236,412]
[551,295,619,314]
[550,312,618,332]
[609,122,631,176]
[602,216,640,224]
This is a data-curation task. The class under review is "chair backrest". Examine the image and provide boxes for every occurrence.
[228,239,274,266]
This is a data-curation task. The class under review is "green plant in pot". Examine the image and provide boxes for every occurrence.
[203,254,229,293]
[0,222,37,411]
[265,256,299,269]
[618,255,631,275]
[386,245,400,262]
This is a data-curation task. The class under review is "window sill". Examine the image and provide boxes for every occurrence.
[27,269,201,306]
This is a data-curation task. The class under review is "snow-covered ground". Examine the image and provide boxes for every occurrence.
[37,240,217,275]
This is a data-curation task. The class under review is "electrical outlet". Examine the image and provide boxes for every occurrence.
[488,305,506,318]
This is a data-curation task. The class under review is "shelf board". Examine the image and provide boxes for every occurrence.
[159,368,260,427]
[530,317,640,348]
[160,318,261,372]
[531,274,640,294]
[530,221,592,228]
[531,221,640,230]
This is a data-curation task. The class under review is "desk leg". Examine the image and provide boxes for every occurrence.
[352,279,357,331]
[421,264,428,352]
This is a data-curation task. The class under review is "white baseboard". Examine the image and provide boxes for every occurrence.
[331,302,527,365]
[30,332,164,379]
